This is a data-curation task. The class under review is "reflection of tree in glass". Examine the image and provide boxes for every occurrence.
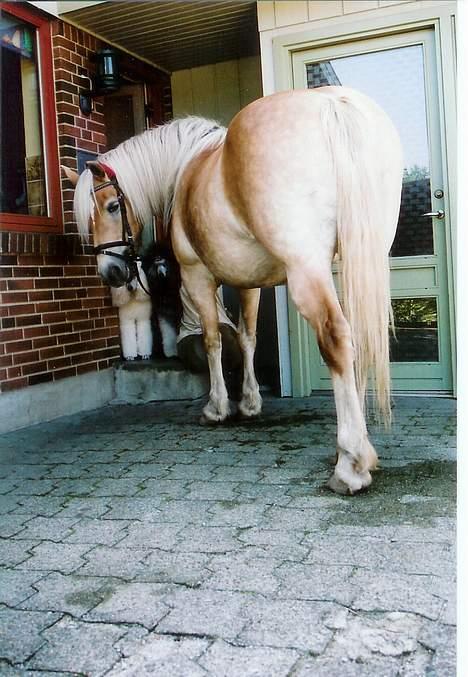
[392,298,437,327]
[403,165,430,182]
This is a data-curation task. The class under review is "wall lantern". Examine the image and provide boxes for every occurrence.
[79,47,121,116]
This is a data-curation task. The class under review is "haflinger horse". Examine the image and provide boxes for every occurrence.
[64,87,403,495]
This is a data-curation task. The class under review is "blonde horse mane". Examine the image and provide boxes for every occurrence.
[73,117,227,240]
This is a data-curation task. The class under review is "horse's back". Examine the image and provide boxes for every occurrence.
[225,86,399,175]
[227,86,394,139]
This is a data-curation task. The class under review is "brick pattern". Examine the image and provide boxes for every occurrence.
[0,238,119,392]
[0,19,120,394]
[52,21,108,234]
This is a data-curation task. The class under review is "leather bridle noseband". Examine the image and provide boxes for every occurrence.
[92,163,150,295]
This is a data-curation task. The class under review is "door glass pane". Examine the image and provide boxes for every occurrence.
[390,297,439,362]
[0,14,47,216]
[306,45,434,257]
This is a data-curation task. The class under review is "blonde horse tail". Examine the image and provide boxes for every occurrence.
[321,92,401,426]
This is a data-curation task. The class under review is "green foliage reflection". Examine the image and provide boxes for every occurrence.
[392,298,437,328]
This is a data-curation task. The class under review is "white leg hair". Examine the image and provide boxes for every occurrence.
[238,288,262,418]
[202,336,231,423]
[159,316,178,358]
[328,365,377,495]
[118,310,138,360]
[136,318,153,359]
[118,298,153,360]
[180,264,230,424]
[133,297,152,359]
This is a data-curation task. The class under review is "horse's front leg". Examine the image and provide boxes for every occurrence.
[238,288,262,419]
[182,265,230,425]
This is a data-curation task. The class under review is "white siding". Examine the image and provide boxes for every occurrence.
[171,57,262,125]
[256,0,430,31]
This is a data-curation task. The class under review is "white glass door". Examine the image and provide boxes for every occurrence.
[291,29,452,392]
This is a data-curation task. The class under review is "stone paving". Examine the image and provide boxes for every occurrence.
[0,394,456,676]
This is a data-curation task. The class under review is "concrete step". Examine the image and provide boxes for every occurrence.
[112,358,209,404]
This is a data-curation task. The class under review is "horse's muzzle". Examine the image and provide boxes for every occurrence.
[99,259,132,288]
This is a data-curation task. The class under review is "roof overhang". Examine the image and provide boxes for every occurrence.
[57,0,259,73]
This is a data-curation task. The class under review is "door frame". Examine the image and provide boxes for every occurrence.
[270,1,457,396]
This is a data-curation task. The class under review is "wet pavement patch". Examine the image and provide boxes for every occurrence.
[320,460,456,528]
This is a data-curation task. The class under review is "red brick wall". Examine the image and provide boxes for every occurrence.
[0,234,120,391]
[0,20,120,394]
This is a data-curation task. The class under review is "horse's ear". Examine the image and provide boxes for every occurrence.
[86,161,106,181]
[61,165,79,187]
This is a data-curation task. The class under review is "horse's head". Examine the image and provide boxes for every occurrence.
[63,162,142,288]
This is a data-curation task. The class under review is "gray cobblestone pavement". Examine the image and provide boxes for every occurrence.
[0,395,456,676]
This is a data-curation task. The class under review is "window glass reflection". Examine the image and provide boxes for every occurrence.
[390,297,439,362]
[1,14,47,216]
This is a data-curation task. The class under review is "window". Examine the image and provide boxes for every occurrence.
[0,2,61,232]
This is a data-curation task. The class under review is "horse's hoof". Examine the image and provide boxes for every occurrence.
[327,474,353,495]
[236,410,260,422]
[237,395,262,420]
[199,413,225,426]
[327,470,372,495]
[237,407,262,421]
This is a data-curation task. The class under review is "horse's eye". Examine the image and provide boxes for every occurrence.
[107,202,120,214]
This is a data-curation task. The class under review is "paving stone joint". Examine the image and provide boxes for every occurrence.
[0,395,456,675]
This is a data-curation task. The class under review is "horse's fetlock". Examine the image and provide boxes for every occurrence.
[238,390,262,419]
[336,434,360,457]
[202,396,231,424]
[356,439,378,473]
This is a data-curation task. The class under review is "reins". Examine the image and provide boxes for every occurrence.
[92,163,151,296]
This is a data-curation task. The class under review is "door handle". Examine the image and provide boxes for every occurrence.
[422,210,445,219]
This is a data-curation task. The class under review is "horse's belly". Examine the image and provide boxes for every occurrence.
[200,235,285,288]
[177,142,286,287]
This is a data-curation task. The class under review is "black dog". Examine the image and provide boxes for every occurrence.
[141,242,183,358]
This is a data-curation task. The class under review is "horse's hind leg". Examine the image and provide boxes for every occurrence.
[288,270,378,495]
[237,288,262,419]
[181,264,231,424]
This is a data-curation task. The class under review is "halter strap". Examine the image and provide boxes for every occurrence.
[93,240,128,254]
[93,180,115,194]
[91,164,151,296]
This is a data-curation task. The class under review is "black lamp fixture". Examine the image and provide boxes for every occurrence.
[79,47,121,116]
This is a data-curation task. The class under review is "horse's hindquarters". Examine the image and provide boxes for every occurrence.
[222,92,338,266]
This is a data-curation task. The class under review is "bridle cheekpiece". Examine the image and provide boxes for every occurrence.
[91,162,150,295]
